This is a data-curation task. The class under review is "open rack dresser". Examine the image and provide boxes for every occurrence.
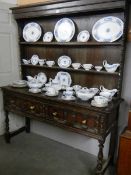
[2,0,129,174]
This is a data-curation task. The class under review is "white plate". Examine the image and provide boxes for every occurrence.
[43,32,53,42]
[13,80,27,85]
[55,71,72,88]
[11,84,27,88]
[57,55,72,68]
[23,22,42,42]
[30,55,39,65]
[91,100,108,107]
[37,72,47,84]
[77,30,90,42]
[92,16,123,42]
[61,95,76,101]
[54,18,75,42]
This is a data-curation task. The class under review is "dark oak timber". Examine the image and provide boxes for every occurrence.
[2,0,129,175]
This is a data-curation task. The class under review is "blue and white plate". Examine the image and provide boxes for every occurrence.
[92,16,124,42]
[58,55,72,68]
[77,30,90,42]
[54,18,75,42]
[43,32,53,42]
[55,71,72,88]
[23,22,42,42]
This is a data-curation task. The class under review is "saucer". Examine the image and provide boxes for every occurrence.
[45,92,58,97]
[29,88,41,93]
[61,95,76,101]
[91,100,108,107]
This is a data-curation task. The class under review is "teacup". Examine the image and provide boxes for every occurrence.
[99,91,112,99]
[95,66,103,71]
[94,96,108,104]
[46,87,58,95]
[46,60,55,67]
[63,90,74,99]
[22,59,30,65]
[82,64,93,70]
[66,87,73,91]
[72,63,81,69]
[39,59,46,66]
[73,85,82,91]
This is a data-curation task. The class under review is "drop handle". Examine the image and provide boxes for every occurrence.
[10,100,15,103]
[30,106,35,110]
[52,112,57,116]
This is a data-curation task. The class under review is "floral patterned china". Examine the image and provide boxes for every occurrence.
[92,16,123,42]
[23,22,42,42]
[58,55,72,68]
[30,55,39,65]
[43,32,53,42]
[77,30,90,42]
[54,18,75,42]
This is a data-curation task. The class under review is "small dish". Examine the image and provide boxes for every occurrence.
[95,66,103,71]
[77,30,90,42]
[22,59,30,65]
[82,64,93,71]
[43,32,53,42]
[72,63,81,69]
[38,59,46,66]
[30,55,39,65]
[46,60,55,67]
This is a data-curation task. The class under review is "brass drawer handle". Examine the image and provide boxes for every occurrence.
[30,106,35,110]
[52,112,57,116]
[10,100,15,103]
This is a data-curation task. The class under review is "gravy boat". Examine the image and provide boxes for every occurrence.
[103,60,120,73]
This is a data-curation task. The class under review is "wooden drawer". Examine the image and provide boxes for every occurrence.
[46,106,100,134]
[4,94,45,118]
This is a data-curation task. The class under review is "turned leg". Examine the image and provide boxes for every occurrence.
[5,111,10,143]
[25,117,30,133]
[96,139,105,175]
[108,122,118,164]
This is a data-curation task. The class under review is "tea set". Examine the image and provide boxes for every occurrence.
[22,54,120,73]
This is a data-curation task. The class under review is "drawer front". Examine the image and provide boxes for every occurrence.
[46,105,104,135]
[4,94,45,118]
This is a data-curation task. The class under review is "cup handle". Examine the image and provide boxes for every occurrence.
[103,60,107,66]
[100,85,104,91]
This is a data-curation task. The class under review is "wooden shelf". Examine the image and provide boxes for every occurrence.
[20,41,122,46]
[21,64,120,76]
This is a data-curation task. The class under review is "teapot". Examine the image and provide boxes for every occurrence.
[103,60,120,73]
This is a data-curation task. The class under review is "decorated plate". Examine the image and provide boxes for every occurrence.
[30,55,39,65]
[54,18,75,42]
[57,55,72,68]
[92,16,124,42]
[23,22,42,42]
[77,30,90,42]
[43,32,53,42]
[55,71,72,88]
[37,72,47,84]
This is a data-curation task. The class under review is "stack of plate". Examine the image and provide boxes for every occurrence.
[11,80,27,88]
